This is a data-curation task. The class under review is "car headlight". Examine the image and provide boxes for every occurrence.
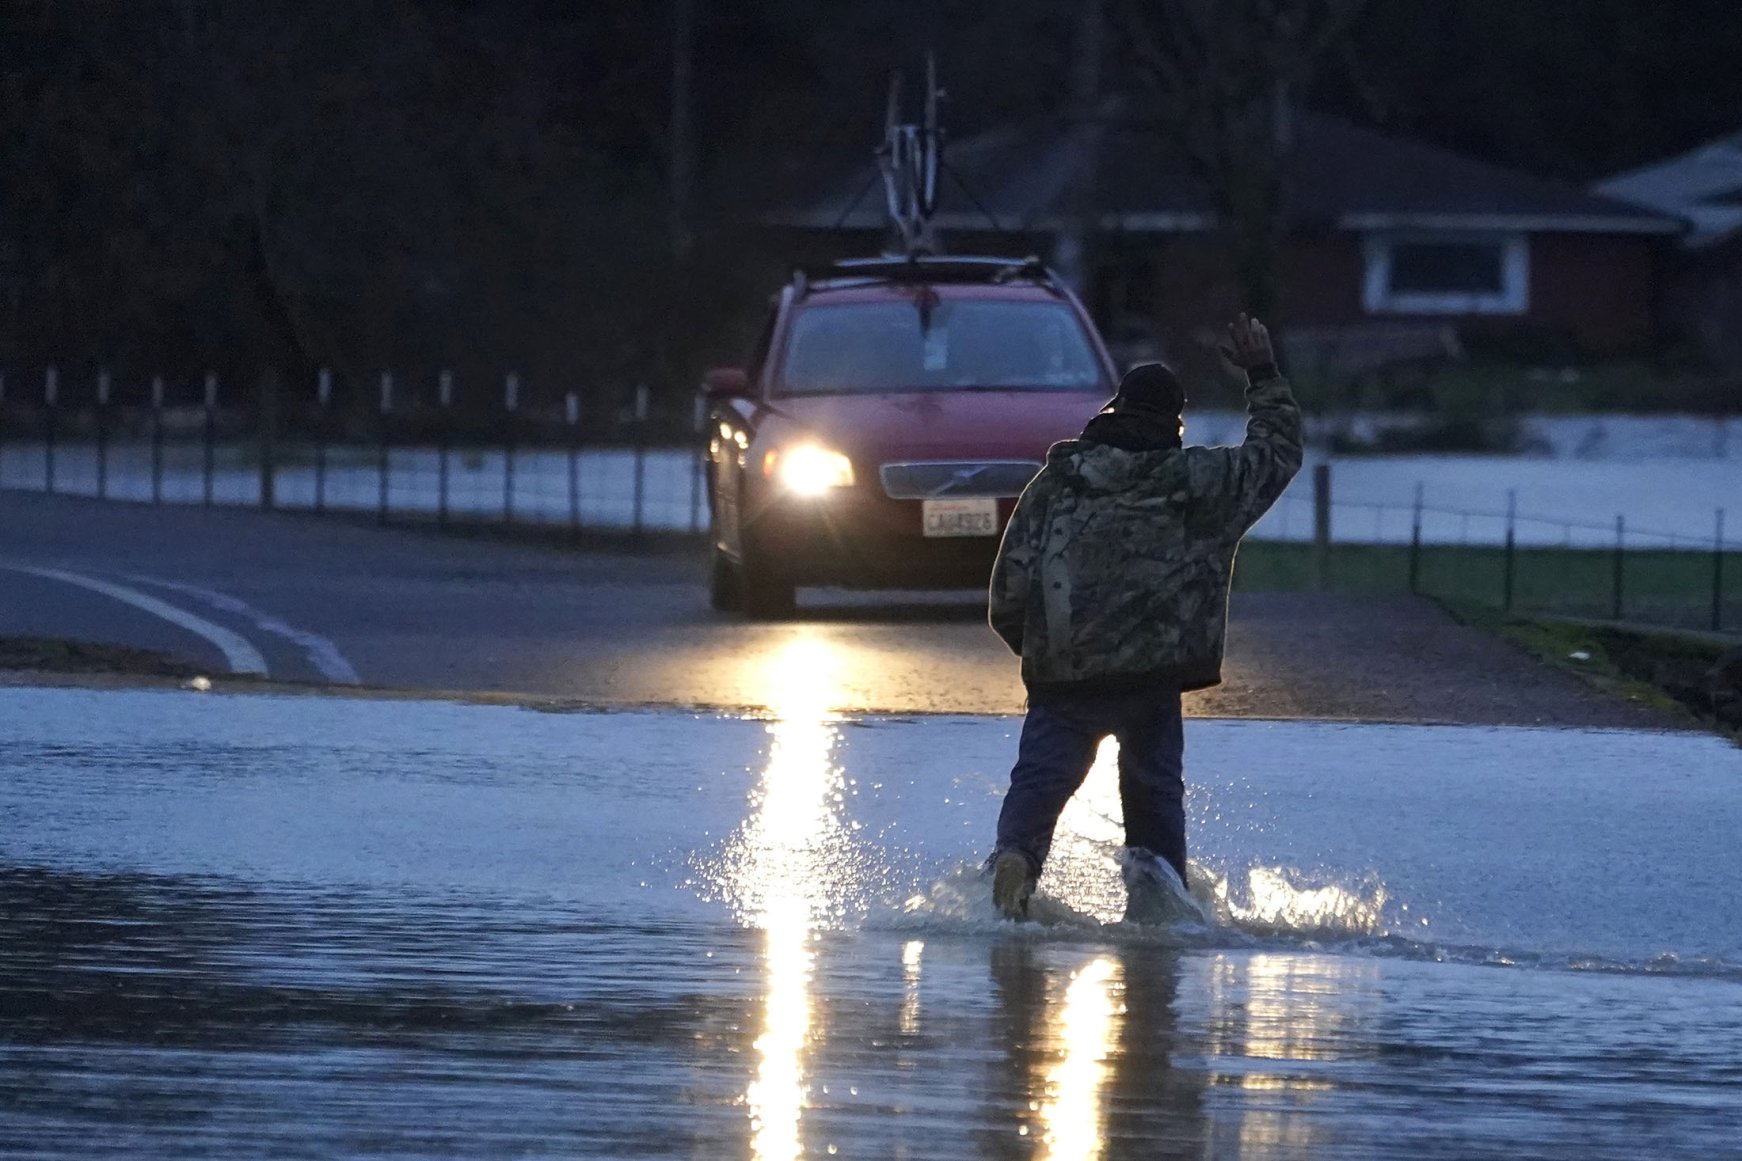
[763,444,856,496]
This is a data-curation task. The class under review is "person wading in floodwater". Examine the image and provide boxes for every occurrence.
[985,313,1303,922]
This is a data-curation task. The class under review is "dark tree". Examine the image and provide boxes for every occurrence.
[1119,0,1368,320]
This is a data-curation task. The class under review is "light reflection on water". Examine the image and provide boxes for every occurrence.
[1204,953,1381,1159]
[899,939,924,1037]
[1035,956,1121,1161]
[991,941,1211,1160]
[747,898,813,1161]
[723,634,850,1161]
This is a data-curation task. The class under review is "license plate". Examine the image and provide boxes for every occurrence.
[922,497,999,538]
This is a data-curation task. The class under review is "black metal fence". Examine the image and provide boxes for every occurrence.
[1247,469,1737,633]
[0,367,709,537]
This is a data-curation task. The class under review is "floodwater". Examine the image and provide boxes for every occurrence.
[1251,455,1741,548]
[3,669,1740,1158]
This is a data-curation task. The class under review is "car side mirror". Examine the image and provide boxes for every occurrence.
[702,367,749,398]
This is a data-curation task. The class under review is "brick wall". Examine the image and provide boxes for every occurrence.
[1522,234,1660,356]
[1133,231,1664,359]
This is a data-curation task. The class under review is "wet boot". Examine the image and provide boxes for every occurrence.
[991,850,1036,921]
[1119,847,1210,926]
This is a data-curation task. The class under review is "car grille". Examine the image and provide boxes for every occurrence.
[879,460,1043,499]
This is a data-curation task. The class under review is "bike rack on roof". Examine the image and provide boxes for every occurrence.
[879,54,944,259]
[788,57,1034,302]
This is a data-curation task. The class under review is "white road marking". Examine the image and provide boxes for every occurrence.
[128,576,362,685]
[3,564,270,676]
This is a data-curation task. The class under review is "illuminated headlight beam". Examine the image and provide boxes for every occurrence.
[766,445,856,496]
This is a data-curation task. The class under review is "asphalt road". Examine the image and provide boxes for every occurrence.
[0,491,1678,726]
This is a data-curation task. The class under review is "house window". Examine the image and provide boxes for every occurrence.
[1362,233,1529,315]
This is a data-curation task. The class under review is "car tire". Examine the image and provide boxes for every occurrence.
[740,546,796,620]
[708,545,744,613]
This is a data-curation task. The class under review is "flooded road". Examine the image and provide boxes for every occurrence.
[3,672,1740,1158]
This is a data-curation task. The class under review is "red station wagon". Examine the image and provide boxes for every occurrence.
[703,256,1118,618]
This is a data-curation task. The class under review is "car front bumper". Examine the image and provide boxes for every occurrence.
[745,488,1013,589]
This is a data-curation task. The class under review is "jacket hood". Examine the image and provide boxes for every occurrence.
[1046,438,1187,496]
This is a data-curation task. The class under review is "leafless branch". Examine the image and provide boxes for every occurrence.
[1116,0,1370,315]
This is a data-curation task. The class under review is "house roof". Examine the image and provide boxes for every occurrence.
[1596,131,1742,248]
[783,107,1684,237]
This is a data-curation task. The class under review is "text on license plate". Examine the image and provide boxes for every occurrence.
[922,497,999,538]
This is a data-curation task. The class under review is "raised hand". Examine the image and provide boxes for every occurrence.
[1222,313,1275,371]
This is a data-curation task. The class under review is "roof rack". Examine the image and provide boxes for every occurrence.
[793,255,1060,296]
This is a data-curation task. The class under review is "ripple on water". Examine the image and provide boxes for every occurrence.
[4,688,1742,1157]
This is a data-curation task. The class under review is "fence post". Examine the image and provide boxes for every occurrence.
[95,369,111,499]
[1311,462,1332,591]
[315,368,331,515]
[44,366,58,495]
[437,370,452,530]
[258,368,279,511]
[689,393,706,534]
[503,372,519,526]
[150,376,164,503]
[566,391,581,542]
[1716,508,1727,633]
[1502,489,1517,613]
[378,371,393,523]
[1612,514,1625,621]
[632,384,650,539]
[1407,481,1424,594]
[202,371,217,506]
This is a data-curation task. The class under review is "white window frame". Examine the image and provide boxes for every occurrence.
[1361,231,1530,316]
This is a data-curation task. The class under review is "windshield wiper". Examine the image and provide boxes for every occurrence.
[950,384,1102,393]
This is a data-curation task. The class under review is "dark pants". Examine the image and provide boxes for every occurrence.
[994,686,1188,884]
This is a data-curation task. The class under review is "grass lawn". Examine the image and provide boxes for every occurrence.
[1233,540,1742,632]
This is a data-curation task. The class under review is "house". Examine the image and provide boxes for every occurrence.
[1597,132,1742,372]
[773,109,1685,375]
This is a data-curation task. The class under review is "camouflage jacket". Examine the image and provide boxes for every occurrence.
[988,373,1303,694]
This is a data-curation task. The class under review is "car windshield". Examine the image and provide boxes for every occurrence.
[776,298,1106,394]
